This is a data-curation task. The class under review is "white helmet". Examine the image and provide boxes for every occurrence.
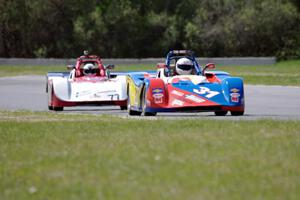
[175,58,193,75]
[83,63,96,75]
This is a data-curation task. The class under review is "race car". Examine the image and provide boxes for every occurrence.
[46,51,127,111]
[126,50,245,116]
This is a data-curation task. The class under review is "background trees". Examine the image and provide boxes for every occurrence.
[0,0,299,58]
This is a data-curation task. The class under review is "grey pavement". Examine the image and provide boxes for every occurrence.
[0,75,299,120]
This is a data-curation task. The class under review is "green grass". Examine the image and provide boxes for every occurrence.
[217,60,300,86]
[0,59,300,85]
[0,65,67,77]
[1,111,300,200]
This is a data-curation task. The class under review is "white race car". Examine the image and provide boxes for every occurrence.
[46,52,127,111]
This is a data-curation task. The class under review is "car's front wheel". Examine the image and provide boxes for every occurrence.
[49,86,63,111]
[231,111,244,116]
[127,87,141,116]
[53,106,63,111]
[142,87,157,116]
[214,111,228,116]
[120,106,127,110]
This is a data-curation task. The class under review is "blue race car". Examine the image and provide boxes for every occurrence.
[126,50,245,116]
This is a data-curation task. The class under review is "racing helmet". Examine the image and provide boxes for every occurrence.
[83,63,96,75]
[175,58,193,75]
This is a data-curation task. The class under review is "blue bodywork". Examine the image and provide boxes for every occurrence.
[127,50,245,115]
[144,76,245,113]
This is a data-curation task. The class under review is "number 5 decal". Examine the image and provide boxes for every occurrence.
[193,87,219,98]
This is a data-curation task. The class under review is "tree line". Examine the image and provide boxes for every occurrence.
[0,0,299,59]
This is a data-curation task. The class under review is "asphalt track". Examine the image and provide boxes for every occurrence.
[1,75,300,120]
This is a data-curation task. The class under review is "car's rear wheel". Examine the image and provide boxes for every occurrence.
[129,109,142,116]
[231,111,244,116]
[127,87,141,116]
[53,106,63,111]
[214,111,228,116]
[120,106,127,110]
[142,87,157,116]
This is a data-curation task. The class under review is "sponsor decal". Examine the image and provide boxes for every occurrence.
[93,90,117,98]
[171,90,184,97]
[193,87,219,98]
[153,93,163,103]
[76,89,118,98]
[152,88,164,103]
[94,93,101,97]
[185,94,205,103]
[97,90,117,93]
[230,93,240,102]
[76,90,91,98]
[230,88,240,93]
[171,99,184,106]
[152,88,163,94]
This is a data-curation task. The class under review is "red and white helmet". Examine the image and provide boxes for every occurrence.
[175,58,193,75]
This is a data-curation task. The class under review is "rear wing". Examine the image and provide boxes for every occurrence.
[169,50,195,57]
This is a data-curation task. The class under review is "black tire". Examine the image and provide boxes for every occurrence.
[47,84,54,111]
[142,87,157,116]
[127,87,142,116]
[214,111,228,116]
[48,84,63,111]
[129,109,142,116]
[144,111,157,116]
[53,106,63,111]
[231,111,244,116]
[120,106,127,110]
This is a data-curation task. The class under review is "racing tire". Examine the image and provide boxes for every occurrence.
[120,106,127,110]
[231,111,244,116]
[142,87,157,116]
[214,111,228,116]
[127,87,142,116]
[129,110,142,116]
[53,106,64,111]
[47,83,53,110]
[48,86,63,111]
[144,111,157,116]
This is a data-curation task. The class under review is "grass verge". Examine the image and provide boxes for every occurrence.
[0,111,299,200]
[218,60,300,86]
[0,59,300,86]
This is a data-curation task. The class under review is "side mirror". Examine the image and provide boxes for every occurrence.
[105,64,115,70]
[156,63,167,68]
[67,64,75,70]
[202,63,215,75]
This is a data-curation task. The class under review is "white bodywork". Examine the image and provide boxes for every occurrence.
[156,68,208,84]
[48,70,127,102]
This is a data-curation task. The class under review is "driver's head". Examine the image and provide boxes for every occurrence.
[175,58,193,75]
[83,63,96,75]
